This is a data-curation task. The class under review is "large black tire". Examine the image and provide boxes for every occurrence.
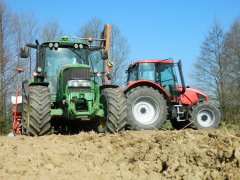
[99,88,127,133]
[22,86,51,136]
[21,87,27,135]
[189,101,221,129]
[126,86,168,130]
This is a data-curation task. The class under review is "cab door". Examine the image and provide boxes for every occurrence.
[156,63,177,98]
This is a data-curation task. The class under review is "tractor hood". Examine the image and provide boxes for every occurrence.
[59,64,91,86]
[60,64,90,71]
[55,64,92,99]
[178,85,209,105]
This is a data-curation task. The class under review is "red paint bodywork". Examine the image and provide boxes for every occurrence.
[126,80,171,102]
[12,87,22,135]
[128,59,174,69]
[178,86,208,105]
[125,59,209,106]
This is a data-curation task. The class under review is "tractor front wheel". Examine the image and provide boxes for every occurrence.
[99,88,127,133]
[126,86,168,130]
[22,86,51,136]
[189,101,221,129]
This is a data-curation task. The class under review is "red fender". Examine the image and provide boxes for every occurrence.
[179,86,208,105]
[124,80,171,102]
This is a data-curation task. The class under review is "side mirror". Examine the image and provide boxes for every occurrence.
[101,49,108,60]
[20,47,29,58]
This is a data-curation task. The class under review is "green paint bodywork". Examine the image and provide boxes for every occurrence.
[27,38,105,120]
[43,36,88,46]
[55,64,104,119]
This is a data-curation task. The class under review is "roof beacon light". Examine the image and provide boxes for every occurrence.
[87,37,93,43]
[62,36,68,41]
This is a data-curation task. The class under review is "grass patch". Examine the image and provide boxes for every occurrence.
[162,120,174,130]
[219,122,240,130]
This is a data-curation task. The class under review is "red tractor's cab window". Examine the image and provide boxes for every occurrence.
[139,63,155,81]
[128,65,138,81]
[156,64,175,86]
[127,62,179,97]
[156,63,177,95]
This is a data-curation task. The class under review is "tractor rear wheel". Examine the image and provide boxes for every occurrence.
[126,86,168,130]
[189,101,221,129]
[21,87,28,134]
[99,88,127,133]
[22,86,51,136]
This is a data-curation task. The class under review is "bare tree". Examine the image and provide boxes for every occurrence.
[1,10,41,134]
[21,12,40,79]
[40,20,63,42]
[5,12,39,106]
[192,20,228,120]
[78,17,103,41]
[223,18,240,123]
[77,17,130,86]
[0,0,14,134]
[109,25,129,86]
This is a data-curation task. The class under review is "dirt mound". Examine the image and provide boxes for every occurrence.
[0,129,240,179]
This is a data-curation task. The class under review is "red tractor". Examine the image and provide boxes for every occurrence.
[124,59,221,130]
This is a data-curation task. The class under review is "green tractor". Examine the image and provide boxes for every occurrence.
[19,25,127,136]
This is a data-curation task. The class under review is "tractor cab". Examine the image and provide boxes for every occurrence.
[127,59,185,99]
[20,36,107,102]
[42,39,91,95]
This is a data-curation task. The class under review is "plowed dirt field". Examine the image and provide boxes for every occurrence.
[0,129,240,180]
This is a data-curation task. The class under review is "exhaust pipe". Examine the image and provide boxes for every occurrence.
[178,60,186,94]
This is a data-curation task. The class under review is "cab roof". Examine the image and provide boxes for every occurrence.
[42,36,88,46]
[128,59,174,69]
[42,40,88,45]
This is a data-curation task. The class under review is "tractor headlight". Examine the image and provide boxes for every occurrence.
[54,43,59,48]
[74,43,78,49]
[49,43,54,48]
[68,80,91,87]
[37,67,42,73]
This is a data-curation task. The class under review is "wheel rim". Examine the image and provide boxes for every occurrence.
[132,96,160,125]
[197,109,215,127]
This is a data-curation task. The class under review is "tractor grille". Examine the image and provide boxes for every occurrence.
[63,68,91,87]
[68,87,91,93]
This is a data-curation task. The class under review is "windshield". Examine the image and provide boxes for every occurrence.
[43,47,90,95]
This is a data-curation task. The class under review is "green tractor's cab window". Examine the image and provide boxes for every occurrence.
[88,51,103,85]
[44,47,90,95]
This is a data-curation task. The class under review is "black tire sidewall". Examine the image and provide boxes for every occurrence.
[191,102,221,129]
[126,86,167,130]
[23,86,51,136]
[22,87,28,135]
[100,88,127,133]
